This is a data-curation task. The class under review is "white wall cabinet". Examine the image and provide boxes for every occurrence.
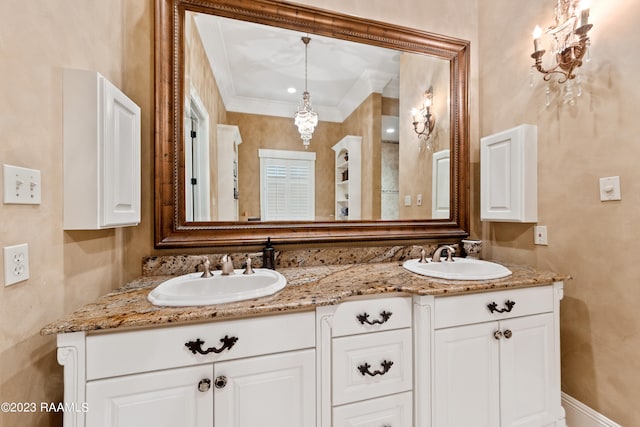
[480,124,537,223]
[63,69,141,229]
[332,136,362,220]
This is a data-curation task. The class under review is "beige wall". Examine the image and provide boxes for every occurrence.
[342,93,382,219]
[399,53,451,219]
[478,1,639,424]
[0,1,153,426]
[185,13,229,219]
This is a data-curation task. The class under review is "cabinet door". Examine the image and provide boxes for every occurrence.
[214,349,315,427]
[500,313,557,427]
[434,322,500,427]
[102,79,141,227]
[86,365,213,427]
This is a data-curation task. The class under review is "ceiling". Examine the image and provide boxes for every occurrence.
[193,13,400,124]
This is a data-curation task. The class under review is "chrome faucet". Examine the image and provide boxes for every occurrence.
[432,245,456,262]
[220,254,235,275]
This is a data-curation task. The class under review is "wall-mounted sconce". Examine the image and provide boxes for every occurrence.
[411,87,435,142]
[530,0,593,105]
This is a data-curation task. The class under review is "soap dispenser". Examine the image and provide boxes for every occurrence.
[262,238,275,270]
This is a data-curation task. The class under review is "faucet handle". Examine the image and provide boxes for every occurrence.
[200,258,213,278]
[243,255,255,275]
[419,248,427,263]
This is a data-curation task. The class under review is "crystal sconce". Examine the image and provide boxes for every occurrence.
[530,0,593,106]
[411,87,436,148]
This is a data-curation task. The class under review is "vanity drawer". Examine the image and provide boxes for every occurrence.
[434,285,553,329]
[332,296,412,337]
[332,328,412,405]
[86,311,315,380]
[333,391,412,427]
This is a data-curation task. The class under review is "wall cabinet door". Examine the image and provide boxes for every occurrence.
[434,313,555,427]
[213,349,315,427]
[86,365,213,427]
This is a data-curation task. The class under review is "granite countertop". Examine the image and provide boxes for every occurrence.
[41,261,568,336]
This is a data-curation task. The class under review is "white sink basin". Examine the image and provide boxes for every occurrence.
[148,269,287,307]
[403,258,512,281]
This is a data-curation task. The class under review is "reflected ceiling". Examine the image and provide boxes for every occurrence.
[193,13,400,122]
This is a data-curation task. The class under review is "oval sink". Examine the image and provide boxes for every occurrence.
[403,258,512,281]
[148,269,287,307]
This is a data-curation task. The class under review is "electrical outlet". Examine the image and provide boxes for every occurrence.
[534,226,548,246]
[404,195,412,207]
[4,243,30,286]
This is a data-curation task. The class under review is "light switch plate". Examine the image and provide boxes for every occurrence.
[599,176,621,201]
[3,164,41,204]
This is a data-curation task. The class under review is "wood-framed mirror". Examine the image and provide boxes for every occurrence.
[155,0,470,248]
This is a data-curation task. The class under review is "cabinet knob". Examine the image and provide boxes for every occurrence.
[198,378,211,392]
[503,329,513,339]
[214,375,228,389]
[493,330,503,340]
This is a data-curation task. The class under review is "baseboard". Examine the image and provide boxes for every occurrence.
[562,392,621,427]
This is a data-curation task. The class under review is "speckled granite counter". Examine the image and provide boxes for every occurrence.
[41,259,568,336]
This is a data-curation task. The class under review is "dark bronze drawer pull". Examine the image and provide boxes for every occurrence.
[357,360,394,377]
[487,300,516,314]
[185,335,238,355]
[356,310,392,325]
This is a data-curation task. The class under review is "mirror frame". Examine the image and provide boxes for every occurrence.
[155,0,470,248]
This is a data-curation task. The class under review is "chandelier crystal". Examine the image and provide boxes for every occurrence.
[294,36,318,149]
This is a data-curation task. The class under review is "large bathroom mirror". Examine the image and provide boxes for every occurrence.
[155,0,470,247]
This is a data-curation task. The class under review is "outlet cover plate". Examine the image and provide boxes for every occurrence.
[4,243,30,286]
[534,226,548,246]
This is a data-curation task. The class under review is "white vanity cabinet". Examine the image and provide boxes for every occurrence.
[56,282,565,427]
[58,311,316,427]
[317,296,414,427]
[414,284,565,427]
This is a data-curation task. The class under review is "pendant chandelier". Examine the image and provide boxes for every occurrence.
[294,36,318,149]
